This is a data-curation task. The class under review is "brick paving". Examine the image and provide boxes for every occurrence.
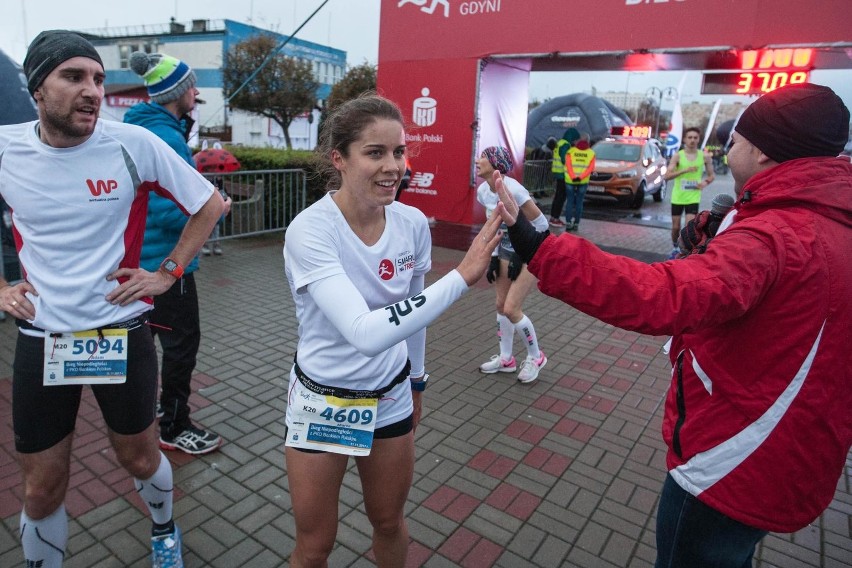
[1,181,850,566]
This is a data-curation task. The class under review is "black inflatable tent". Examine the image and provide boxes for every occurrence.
[526,93,632,149]
[0,49,37,126]
[1,49,35,282]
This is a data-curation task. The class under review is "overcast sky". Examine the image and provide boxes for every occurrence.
[2,0,850,112]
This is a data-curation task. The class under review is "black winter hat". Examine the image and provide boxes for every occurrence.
[734,83,849,163]
[23,30,104,96]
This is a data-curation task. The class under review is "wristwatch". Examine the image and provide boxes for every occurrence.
[410,373,429,392]
[160,257,184,279]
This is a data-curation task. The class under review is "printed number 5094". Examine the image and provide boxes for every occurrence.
[71,338,125,355]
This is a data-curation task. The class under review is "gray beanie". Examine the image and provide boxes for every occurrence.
[129,51,196,104]
[23,30,104,95]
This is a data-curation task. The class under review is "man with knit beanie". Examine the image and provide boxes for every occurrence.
[125,51,229,458]
[1,30,226,568]
[492,82,852,567]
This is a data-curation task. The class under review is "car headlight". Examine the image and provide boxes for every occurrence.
[616,169,638,179]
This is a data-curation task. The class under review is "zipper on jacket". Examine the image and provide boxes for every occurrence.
[673,351,686,459]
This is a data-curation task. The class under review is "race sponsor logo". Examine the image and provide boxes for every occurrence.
[378,259,395,280]
[396,252,416,273]
[407,171,438,195]
[385,293,427,326]
[86,179,121,202]
[413,88,438,127]
[406,132,444,144]
[86,179,117,196]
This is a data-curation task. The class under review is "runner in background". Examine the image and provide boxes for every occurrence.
[475,146,550,384]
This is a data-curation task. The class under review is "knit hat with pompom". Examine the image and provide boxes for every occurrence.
[129,51,196,104]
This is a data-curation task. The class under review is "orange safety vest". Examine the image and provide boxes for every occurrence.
[564,147,596,185]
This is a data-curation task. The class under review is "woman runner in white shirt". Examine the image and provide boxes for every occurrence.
[283,94,502,567]
[475,146,550,383]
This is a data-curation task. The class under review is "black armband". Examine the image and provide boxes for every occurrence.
[507,210,549,264]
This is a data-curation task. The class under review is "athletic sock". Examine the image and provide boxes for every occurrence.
[134,451,174,526]
[497,314,514,360]
[514,315,541,360]
[20,504,67,568]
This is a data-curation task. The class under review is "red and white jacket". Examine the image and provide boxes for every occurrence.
[527,156,852,532]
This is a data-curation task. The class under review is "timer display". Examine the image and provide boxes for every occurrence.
[701,48,813,95]
[610,125,652,138]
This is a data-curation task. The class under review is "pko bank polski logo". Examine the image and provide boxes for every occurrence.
[413,88,437,127]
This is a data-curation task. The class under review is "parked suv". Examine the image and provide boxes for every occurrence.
[587,134,667,208]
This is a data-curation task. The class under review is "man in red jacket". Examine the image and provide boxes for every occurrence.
[492,83,852,568]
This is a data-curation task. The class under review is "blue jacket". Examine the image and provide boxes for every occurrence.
[124,102,199,274]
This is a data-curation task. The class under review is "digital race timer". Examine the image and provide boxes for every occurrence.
[610,125,653,138]
[701,48,813,96]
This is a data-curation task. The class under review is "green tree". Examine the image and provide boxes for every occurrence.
[222,35,319,149]
[325,62,377,112]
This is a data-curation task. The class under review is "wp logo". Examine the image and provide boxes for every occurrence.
[86,179,118,196]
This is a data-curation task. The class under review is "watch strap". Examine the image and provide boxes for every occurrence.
[410,373,429,392]
[160,257,184,279]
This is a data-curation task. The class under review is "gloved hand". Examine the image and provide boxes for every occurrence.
[506,210,549,264]
[507,253,523,281]
[677,210,713,258]
[486,256,500,283]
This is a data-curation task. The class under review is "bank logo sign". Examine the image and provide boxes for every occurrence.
[413,88,438,127]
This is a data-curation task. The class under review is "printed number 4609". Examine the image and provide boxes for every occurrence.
[319,407,374,425]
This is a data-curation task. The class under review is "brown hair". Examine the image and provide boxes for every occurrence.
[315,92,405,191]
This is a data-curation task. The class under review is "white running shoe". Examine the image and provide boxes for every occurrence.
[517,352,547,383]
[479,355,517,374]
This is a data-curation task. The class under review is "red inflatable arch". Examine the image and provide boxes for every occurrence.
[377,0,851,224]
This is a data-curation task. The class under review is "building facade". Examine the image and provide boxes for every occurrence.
[83,18,346,149]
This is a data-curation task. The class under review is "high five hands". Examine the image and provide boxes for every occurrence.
[455,211,504,286]
[492,171,549,264]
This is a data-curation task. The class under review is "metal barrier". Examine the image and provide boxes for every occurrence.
[203,169,308,241]
[521,160,554,196]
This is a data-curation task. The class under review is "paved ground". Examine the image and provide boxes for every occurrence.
[1,173,850,567]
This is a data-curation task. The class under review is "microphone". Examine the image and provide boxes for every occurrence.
[707,193,735,237]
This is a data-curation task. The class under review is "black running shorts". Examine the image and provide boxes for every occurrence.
[671,203,700,216]
[12,324,158,453]
[285,413,414,454]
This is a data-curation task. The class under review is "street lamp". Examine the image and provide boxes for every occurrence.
[623,72,645,116]
[645,86,678,138]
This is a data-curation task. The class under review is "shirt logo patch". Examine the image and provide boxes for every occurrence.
[86,179,118,196]
[396,253,415,273]
[378,259,395,280]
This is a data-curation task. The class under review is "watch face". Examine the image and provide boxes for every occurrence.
[163,260,178,272]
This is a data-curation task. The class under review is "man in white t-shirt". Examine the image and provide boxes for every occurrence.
[0,30,224,568]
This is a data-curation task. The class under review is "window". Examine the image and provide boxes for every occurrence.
[119,42,155,69]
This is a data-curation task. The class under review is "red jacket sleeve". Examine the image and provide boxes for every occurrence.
[526,221,779,336]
